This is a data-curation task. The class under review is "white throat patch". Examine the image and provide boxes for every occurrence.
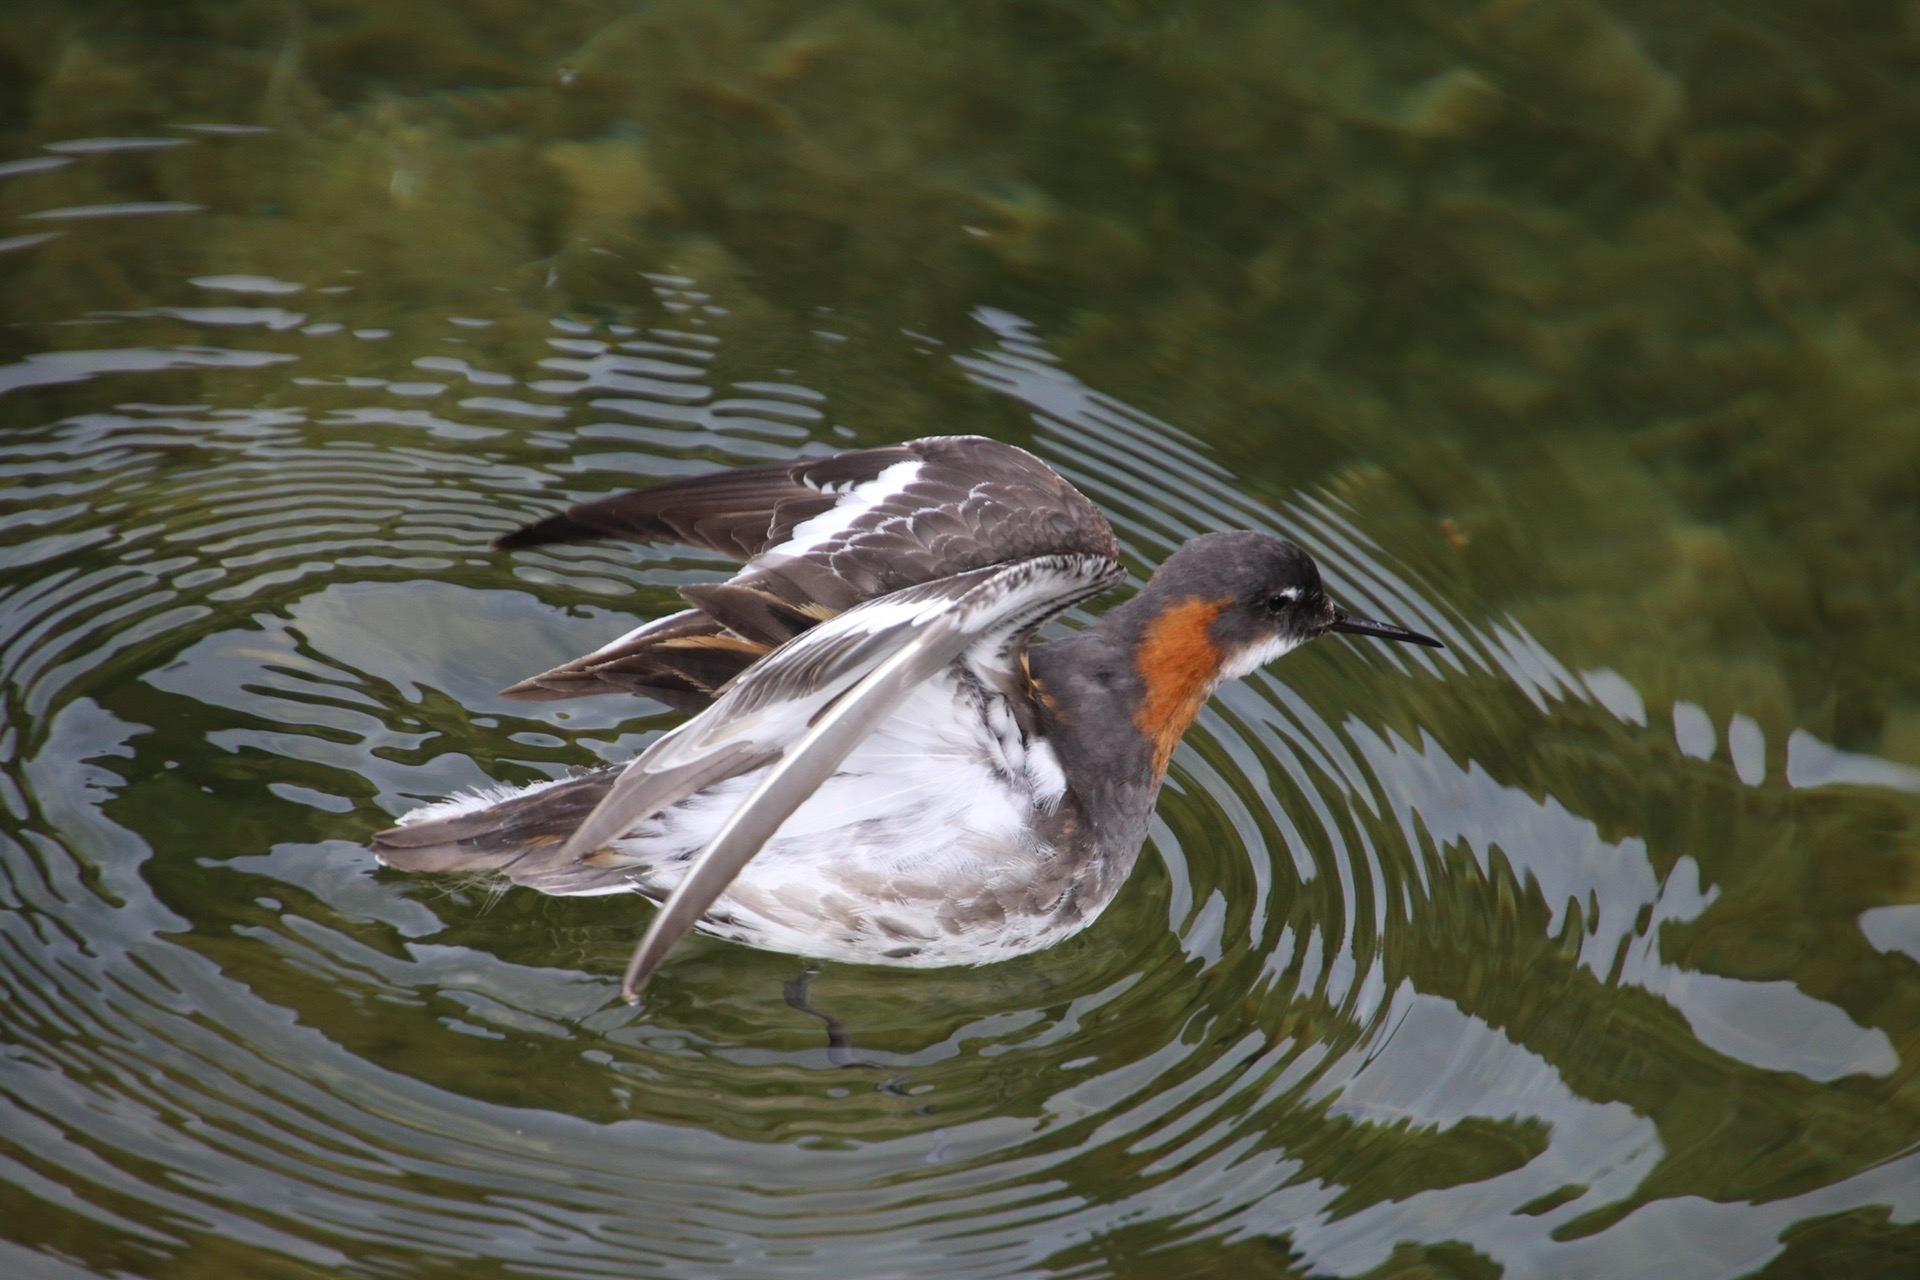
[1218,632,1304,683]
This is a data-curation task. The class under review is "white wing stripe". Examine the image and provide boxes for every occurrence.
[766,458,922,559]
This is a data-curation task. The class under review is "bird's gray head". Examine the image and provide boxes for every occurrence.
[1139,531,1443,683]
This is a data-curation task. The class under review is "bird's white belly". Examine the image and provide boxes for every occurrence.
[612,676,1088,965]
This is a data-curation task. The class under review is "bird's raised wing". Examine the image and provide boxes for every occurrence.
[554,552,1124,1000]
[492,436,1119,707]
[371,551,1121,912]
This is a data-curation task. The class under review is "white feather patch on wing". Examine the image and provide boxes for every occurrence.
[764,458,921,560]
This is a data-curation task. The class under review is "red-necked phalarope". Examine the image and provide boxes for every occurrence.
[372,435,1442,1000]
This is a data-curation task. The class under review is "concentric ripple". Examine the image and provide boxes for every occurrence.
[3,252,1918,1280]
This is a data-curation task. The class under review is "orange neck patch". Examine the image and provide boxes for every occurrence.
[1134,597,1228,779]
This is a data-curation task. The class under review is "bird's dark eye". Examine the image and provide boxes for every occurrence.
[1264,593,1291,615]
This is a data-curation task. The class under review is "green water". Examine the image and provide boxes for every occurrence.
[2,2,1918,1277]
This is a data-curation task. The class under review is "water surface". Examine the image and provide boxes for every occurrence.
[3,3,1919,1277]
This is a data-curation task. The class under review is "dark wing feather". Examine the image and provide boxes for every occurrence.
[491,445,921,559]
[495,436,1118,706]
[497,608,771,710]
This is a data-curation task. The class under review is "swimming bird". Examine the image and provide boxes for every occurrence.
[371,435,1441,1001]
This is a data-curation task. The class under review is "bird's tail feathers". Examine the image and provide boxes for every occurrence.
[370,769,649,897]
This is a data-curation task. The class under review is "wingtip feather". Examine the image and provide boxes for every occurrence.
[493,512,596,551]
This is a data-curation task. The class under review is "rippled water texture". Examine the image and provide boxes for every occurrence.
[4,3,1920,1278]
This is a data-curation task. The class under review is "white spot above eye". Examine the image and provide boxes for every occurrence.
[1271,587,1300,603]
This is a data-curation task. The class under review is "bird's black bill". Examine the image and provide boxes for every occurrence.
[1330,606,1444,648]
